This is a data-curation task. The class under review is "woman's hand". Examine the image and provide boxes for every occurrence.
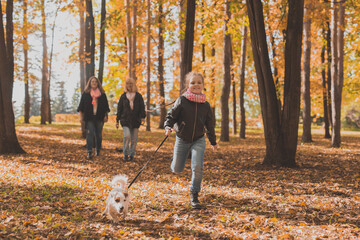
[211,144,218,151]
[116,122,119,129]
[141,118,145,125]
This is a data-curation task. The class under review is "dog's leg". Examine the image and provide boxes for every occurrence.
[102,207,108,219]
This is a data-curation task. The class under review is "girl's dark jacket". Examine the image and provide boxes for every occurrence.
[164,96,216,145]
[116,92,146,129]
[77,92,110,122]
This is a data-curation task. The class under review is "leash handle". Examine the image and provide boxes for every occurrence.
[128,135,168,189]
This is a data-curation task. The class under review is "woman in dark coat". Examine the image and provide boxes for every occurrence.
[78,76,110,159]
[116,78,146,161]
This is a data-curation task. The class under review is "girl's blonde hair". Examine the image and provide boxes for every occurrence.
[124,77,138,92]
[84,76,105,93]
[182,71,204,93]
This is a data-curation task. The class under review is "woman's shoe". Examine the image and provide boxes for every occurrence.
[124,155,129,161]
[96,149,100,156]
[87,152,93,159]
[129,156,134,161]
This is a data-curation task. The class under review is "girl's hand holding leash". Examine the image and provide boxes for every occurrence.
[165,127,172,136]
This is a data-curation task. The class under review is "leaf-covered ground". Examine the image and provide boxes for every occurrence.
[1,123,359,239]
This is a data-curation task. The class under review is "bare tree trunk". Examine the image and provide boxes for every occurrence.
[246,0,304,167]
[239,25,247,139]
[220,0,231,142]
[210,47,216,127]
[180,0,196,93]
[98,0,106,83]
[40,0,51,125]
[23,0,30,123]
[146,0,151,131]
[321,29,331,138]
[231,42,236,135]
[179,0,185,94]
[331,1,345,147]
[200,0,205,74]
[79,0,86,92]
[280,0,304,166]
[79,0,86,138]
[0,0,25,153]
[126,0,133,78]
[326,23,332,129]
[132,0,137,80]
[49,5,59,84]
[301,2,312,143]
[330,1,339,147]
[158,0,166,129]
[85,0,95,81]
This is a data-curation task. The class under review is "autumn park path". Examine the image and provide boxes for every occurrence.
[1,123,359,239]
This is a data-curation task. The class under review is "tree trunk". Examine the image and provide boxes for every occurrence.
[321,29,331,138]
[231,43,236,135]
[48,5,59,123]
[301,2,312,143]
[126,0,133,78]
[23,0,30,124]
[210,47,216,127]
[158,0,166,129]
[146,0,151,131]
[220,0,231,142]
[179,0,185,94]
[280,0,304,166]
[0,0,25,154]
[98,0,106,83]
[79,0,86,92]
[246,0,304,167]
[85,0,95,81]
[180,0,196,93]
[239,25,247,139]
[326,23,332,129]
[40,0,51,125]
[331,1,345,148]
[132,0,137,80]
[79,0,86,138]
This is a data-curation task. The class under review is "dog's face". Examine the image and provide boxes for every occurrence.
[110,189,129,214]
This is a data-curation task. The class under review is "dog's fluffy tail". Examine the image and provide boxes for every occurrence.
[111,174,128,189]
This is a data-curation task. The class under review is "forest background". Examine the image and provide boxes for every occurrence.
[6,0,359,129]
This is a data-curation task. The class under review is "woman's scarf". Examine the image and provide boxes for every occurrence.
[126,92,136,110]
[90,88,102,106]
[90,88,101,115]
[182,89,206,103]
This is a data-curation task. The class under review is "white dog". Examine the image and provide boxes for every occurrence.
[102,174,129,222]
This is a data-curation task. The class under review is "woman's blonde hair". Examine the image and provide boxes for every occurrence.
[182,71,204,94]
[84,76,105,93]
[124,77,138,92]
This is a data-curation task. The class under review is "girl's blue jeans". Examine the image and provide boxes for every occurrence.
[123,127,139,157]
[86,120,104,153]
[171,136,206,193]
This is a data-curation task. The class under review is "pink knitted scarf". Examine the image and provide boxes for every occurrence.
[90,88,101,107]
[182,89,206,103]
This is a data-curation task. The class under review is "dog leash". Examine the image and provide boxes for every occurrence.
[127,135,169,189]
